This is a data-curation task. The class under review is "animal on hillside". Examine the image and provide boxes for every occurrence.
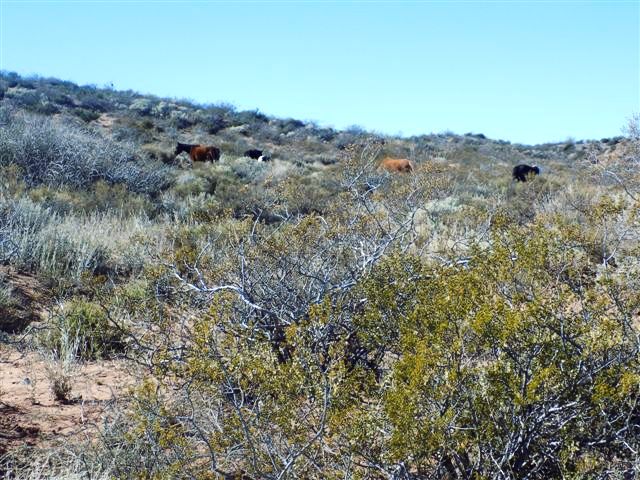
[175,142,221,163]
[244,149,271,162]
[378,157,414,173]
[512,164,540,182]
[244,149,263,159]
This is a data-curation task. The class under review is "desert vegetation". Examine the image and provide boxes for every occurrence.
[0,73,638,479]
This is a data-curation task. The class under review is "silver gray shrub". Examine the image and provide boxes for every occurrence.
[0,106,171,193]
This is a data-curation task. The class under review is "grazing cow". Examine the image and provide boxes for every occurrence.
[379,157,414,173]
[512,164,540,182]
[175,142,221,162]
[244,149,271,162]
[243,149,263,160]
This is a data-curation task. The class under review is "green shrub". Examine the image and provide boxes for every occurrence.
[4,87,41,107]
[229,157,269,182]
[278,118,305,134]
[505,175,557,225]
[73,107,100,122]
[141,143,174,164]
[231,109,268,126]
[106,201,638,479]
[201,112,228,134]
[31,101,60,115]
[41,299,126,361]
[139,119,154,130]
[28,182,154,216]
[78,94,111,113]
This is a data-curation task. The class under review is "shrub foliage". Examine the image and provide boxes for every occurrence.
[0,107,171,193]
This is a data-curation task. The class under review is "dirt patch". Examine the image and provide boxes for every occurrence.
[0,266,49,333]
[0,345,135,456]
[0,404,40,457]
[95,113,116,129]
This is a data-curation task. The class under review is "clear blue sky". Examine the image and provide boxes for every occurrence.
[1,1,638,144]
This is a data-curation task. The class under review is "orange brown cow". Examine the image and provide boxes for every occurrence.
[175,142,221,163]
[378,157,414,173]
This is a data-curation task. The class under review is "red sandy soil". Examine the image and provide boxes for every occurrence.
[0,265,135,457]
[95,113,116,129]
[0,267,48,334]
[0,345,134,456]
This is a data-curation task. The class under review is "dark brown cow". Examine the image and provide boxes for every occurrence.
[175,142,221,162]
[378,157,414,173]
[512,164,540,182]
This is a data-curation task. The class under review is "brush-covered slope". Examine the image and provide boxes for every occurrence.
[1,72,638,480]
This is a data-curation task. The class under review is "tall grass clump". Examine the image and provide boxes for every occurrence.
[41,299,126,361]
[0,196,163,281]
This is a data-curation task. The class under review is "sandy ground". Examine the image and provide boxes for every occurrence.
[0,265,134,456]
[95,113,116,129]
[0,344,134,455]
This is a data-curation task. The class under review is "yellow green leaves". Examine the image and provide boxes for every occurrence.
[111,166,639,478]
[589,195,625,222]
[363,220,640,476]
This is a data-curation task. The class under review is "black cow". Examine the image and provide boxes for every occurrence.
[244,149,263,160]
[512,164,540,182]
[244,149,271,162]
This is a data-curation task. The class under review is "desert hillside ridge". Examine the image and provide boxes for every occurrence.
[0,71,627,165]
[1,71,638,479]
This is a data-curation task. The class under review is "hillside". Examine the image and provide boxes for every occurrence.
[1,72,638,479]
[1,71,627,165]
